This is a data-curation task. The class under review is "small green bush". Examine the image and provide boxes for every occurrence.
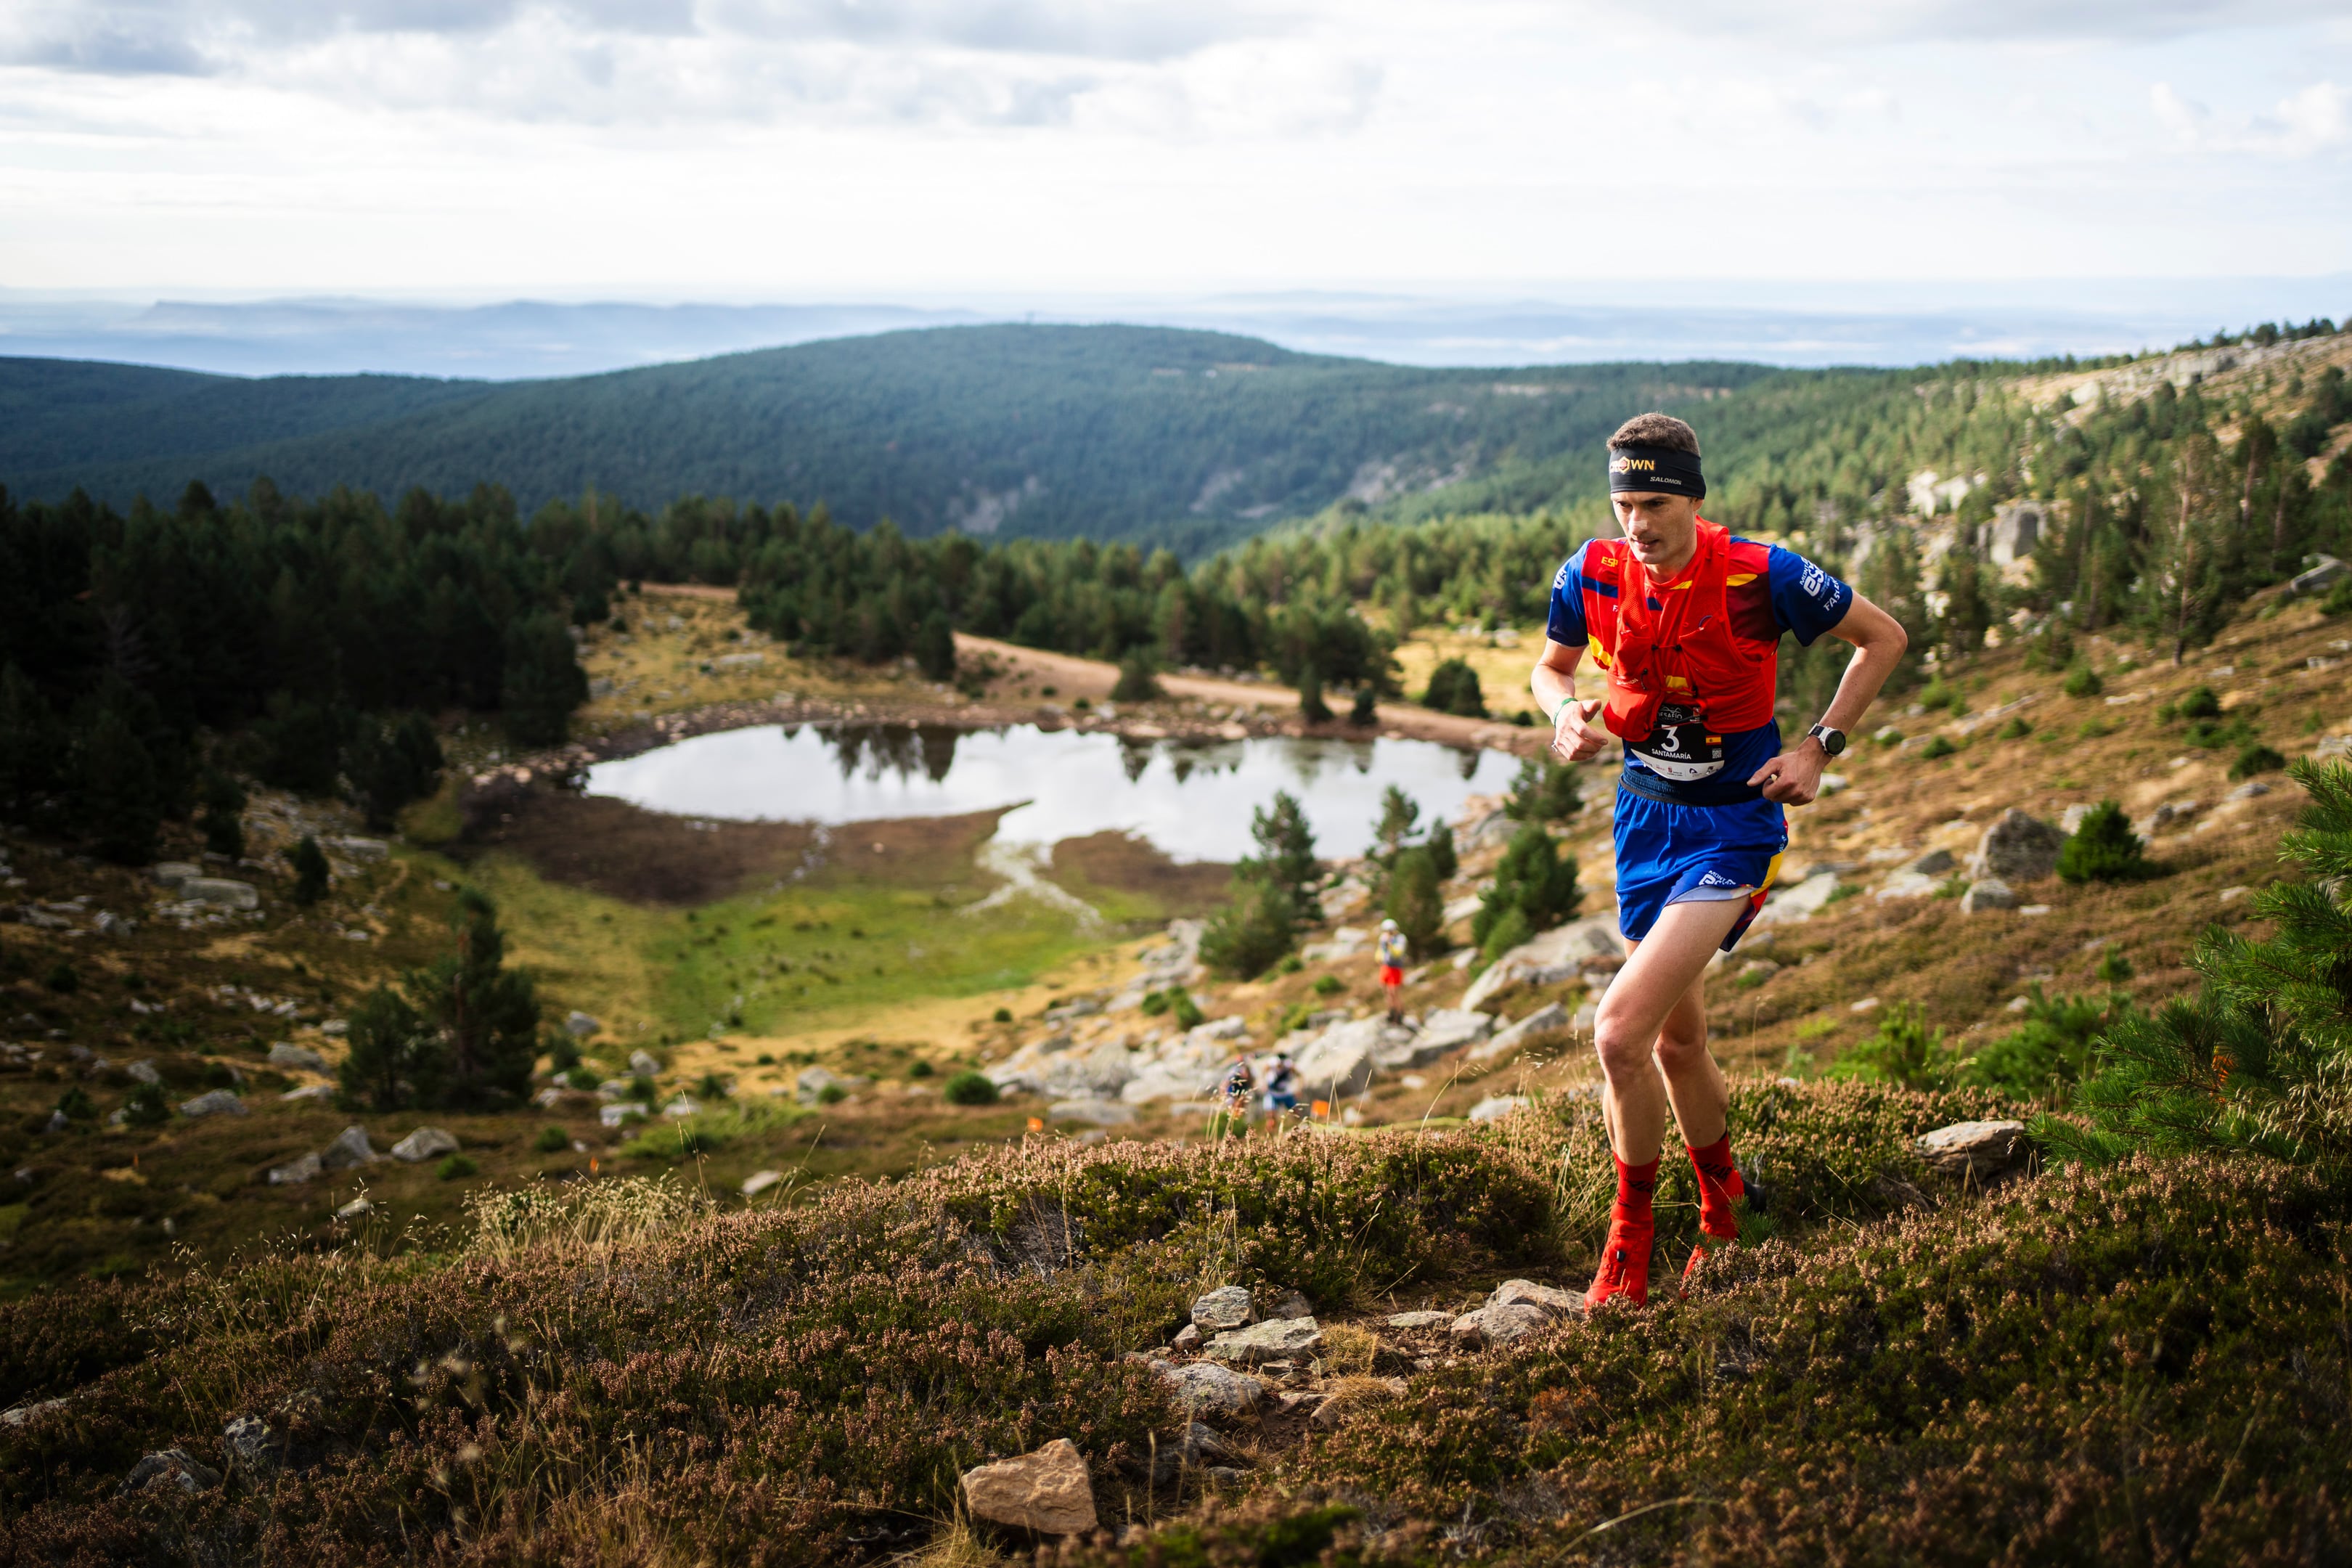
[2095,946,2134,984]
[1294,663,1334,724]
[1384,845,1445,960]
[2057,800,2155,883]
[1828,1002,1960,1090]
[1471,824,1580,954]
[1917,677,1963,714]
[1169,992,1204,1030]
[564,1066,600,1091]
[942,1070,998,1106]
[54,1085,97,1122]
[694,1072,732,1101]
[1920,735,1957,759]
[1200,878,1300,979]
[2176,685,2223,720]
[436,1153,480,1180]
[2231,742,2286,779]
[122,1081,170,1127]
[1506,754,1581,822]
[1873,727,1903,748]
[1110,648,1162,703]
[816,1083,847,1106]
[2062,662,2104,697]
[1312,973,1344,997]
[1419,657,1486,717]
[532,1125,571,1153]
[991,1007,1012,1024]
[1998,716,2033,739]
[290,833,331,906]
[2323,576,2352,616]
[1347,686,1378,725]
[907,1059,934,1078]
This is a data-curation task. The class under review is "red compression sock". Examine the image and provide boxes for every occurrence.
[1614,1151,1661,1224]
[1687,1133,1743,1239]
[1586,1153,1661,1308]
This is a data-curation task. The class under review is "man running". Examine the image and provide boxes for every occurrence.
[1530,413,1907,1307]
[1376,918,1409,1023]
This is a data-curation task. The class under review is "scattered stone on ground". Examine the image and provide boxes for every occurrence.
[1190,1285,1256,1331]
[224,1416,274,1473]
[1207,1316,1323,1365]
[334,1196,373,1220]
[266,1151,323,1185]
[565,1010,602,1037]
[1489,1278,1583,1318]
[1450,1303,1551,1348]
[1468,1095,1527,1122]
[1917,1119,2030,1179]
[628,1049,662,1077]
[320,1125,380,1170]
[1156,1360,1265,1418]
[1385,1310,1452,1330]
[1047,1097,1135,1125]
[266,1042,327,1073]
[1960,878,2017,914]
[389,1127,460,1163]
[1973,809,2067,881]
[120,1450,221,1498]
[178,1090,247,1119]
[958,1437,1097,1536]
[741,1169,783,1198]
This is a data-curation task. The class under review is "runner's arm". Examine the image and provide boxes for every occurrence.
[1533,637,1609,764]
[1747,592,1908,804]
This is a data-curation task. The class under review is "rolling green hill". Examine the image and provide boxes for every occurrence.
[1,325,1774,551]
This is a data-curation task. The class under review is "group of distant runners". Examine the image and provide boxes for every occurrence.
[1215,412,1907,1311]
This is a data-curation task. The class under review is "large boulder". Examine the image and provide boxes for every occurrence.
[1916,1119,2030,1178]
[178,1090,247,1119]
[179,878,258,911]
[1959,878,2017,914]
[266,1152,323,1185]
[1471,1002,1570,1061]
[959,1438,1097,1536]
[1461,914,1619,1009]
[1385,1008,1493,1066]
[1157,1360,1264,1418]
[1291,1021,1379,1100]
[390,1127,460,1163]
[1206,1316,1323,1366]
[321,1125,380,1170]
[2290,555,2346,596]
[267,1042,327,1074]
[1973,809,2067,882]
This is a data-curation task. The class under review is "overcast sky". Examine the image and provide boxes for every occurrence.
[1,1,2348,300]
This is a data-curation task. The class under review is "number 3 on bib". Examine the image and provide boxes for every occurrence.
[1630,703,1727,782]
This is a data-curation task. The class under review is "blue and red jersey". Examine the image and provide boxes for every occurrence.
[1546,528,1853,806]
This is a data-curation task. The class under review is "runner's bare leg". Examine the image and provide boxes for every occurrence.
[1592,897,1745,1163]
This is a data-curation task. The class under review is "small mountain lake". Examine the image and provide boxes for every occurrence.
[585,722,1522,863]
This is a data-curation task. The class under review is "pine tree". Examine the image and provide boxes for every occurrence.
[1473,823,1580,954]
[413,888,543,1106]
[2057,801,2155,883]
[1368,785,1420,865]
[1384,846,1445,960]
[339,984,439,1111]
[1240,790,1318,905]
[198,769,247,859]
[290,834,330,905]
[1296,663,1334,723]
[77,690,160,865]
[501,611,589,747]
[2041,761,2352,1169]
[913,611,957,682]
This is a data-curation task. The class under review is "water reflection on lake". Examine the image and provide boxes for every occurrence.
[585,722,1522,862]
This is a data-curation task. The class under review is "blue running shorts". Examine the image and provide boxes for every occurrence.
[1613,788,1788,952]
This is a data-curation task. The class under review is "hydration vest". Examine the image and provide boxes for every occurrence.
[1584,519,1776,748]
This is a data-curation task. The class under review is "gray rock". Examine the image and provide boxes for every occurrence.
[741,1169,784,1198]
[334,1196,374,1220]
[1207,1316,1322,1365]
[1876,870,1943,901]
[1460,914,1620,1009]
[266,1151,323,1185]
[1572,997,1599,1032]
[1975,809,2067,882]
[150,862,202,889]
[2290,554,2346,595]
[320,1125,380,1170]
[1489,1279,1582,1318]
[1467,1095,1527,1122]
[389,1127,459,1163]
[1471,1002,1569,1061]
[1916,1119,2029,1178]
[279,1083,334,1103]
[125,1059,161,1086]
[1990,499,2043,565]
[1258,1288,1312,1321]
[1191,1284,1256,1331]
[2228,781,2272,801]
[1291,1024,1376,1100]
[959,1437,1097,1536]
[1449,1303,1551,1348]
[1048,1098,1135,1126]
[121,1449,221,1498]
[628,1049,662,1077]
[179,878,259,911]
[1910,849,1957,875]
[1172,1323,1202,1352]
[224,1416,274,1472]
[795,1066,867,1105]
[565,1010,602,1037]
[1959,878,2017,914]
[1157,1360,1265,1418]
[178,1090,248,1119]
[1753,871,1842,926]
[1384,1310,1453,1330]
[267,1042,327,1073]
[328,837,389,861]
[1402,1008,1494,1061]
[1,1397,67,1429]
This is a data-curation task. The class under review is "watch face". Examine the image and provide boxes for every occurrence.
[1815,726,1846,756]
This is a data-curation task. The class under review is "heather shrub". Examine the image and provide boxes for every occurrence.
[943,1069,999,1106]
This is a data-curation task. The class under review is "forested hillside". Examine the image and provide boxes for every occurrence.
[0,326,1770,552]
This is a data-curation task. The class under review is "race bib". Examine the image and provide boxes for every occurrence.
[1629,703,1726,781]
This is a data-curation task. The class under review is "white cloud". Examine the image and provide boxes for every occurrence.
[2152,75,2345,153]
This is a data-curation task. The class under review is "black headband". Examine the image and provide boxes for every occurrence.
[1607,444,1705,499]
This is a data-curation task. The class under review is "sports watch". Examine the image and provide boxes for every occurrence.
[1806,723,1847,756]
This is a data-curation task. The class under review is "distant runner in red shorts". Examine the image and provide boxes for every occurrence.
[1376,918,1409,1024]
[1530,412,1908,1309]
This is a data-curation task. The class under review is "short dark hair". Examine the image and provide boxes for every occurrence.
[1609,413,1699,455]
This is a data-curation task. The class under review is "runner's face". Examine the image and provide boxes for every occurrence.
[1612,491,1700,576]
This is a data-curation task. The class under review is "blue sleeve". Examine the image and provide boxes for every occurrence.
[1545,542,1592,648]
[1765,544,1853,647]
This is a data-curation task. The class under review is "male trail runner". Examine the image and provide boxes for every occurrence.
[1530,413,1908,1308]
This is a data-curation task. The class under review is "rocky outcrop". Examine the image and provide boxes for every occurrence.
[1472,1001,1569,1060]
[1461,914,1619,1009]
[1390,1008,1492,1066]
[959,1438,1096,1535]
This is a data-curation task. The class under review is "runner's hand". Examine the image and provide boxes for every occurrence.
[1551,698,1608,764]
[1749,743,1825,804]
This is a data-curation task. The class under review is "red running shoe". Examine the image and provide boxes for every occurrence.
[1585,1219,1654,1309]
